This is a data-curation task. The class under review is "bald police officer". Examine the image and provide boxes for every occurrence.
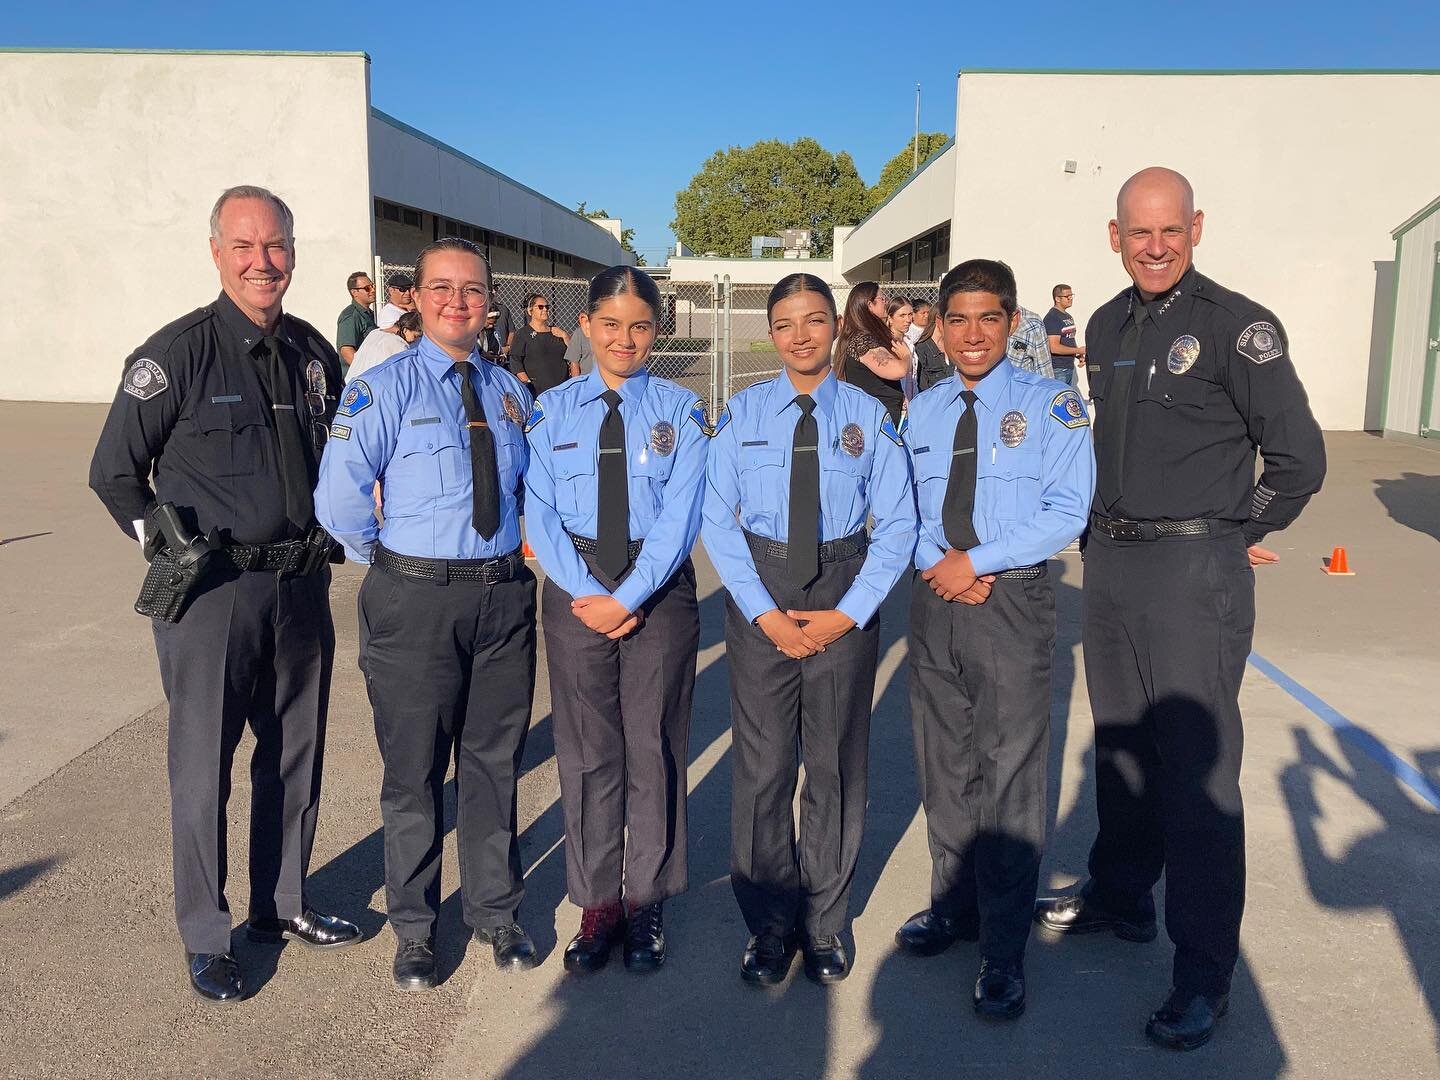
[1034,167,1325,1050]
[89,185,359,1004]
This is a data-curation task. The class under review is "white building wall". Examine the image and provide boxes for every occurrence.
[0,50,375,403]
[1386,202,1440,436]
[944,71,1440,430]
[368,112,631,271]
[842,143,955,278]
[664,256,839,285]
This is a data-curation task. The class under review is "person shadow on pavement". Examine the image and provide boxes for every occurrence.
[1373,472,1440,543]
[1281,725,1440,1057]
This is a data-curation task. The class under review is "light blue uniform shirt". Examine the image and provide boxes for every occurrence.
[906,360,1095,576]
[702,369,917,627]
[313,335,531,563]
[524,366,708,613]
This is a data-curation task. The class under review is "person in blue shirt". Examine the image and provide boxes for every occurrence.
[524,266,708,975]
[894,259,1094,1020]
[702,273,917,987]
[314,237,539,992]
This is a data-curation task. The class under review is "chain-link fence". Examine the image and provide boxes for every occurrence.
[378,260,937,418]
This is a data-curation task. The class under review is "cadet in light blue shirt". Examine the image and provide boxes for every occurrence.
[894,259,1094,1020]
[702,273,916,987]
[523,267,705,975]
[312,238,541,990]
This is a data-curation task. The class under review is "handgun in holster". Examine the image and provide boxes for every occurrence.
[134,502,221,623]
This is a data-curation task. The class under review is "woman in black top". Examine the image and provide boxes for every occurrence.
[914,301,952,391]
[510,292,575,395]
[832,282,910,423]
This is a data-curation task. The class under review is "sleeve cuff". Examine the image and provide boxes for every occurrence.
[966,541,1005,577]
[735,582,779,624]
[612,575,650,614]
[916,541,947,572]
[836,589,878,629]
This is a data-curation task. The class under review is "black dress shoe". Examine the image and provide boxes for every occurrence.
[475,922,539,971]
[247,909,362,950]
[392,937,437,992]
[563,903,626,974]
[802,935,850,984]
[972,956,1026,1020]
[1146,987,1229,1051]
[740,932,797,986]
[187,951,244,1004]
[623,902,666,972]
[1033,882,1157,942]
[894,909,979,956]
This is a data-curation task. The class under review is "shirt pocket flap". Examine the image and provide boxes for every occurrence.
[195,395,267,434]
[911,448,951,482]
[1139,375,1206,410]
[979,448,1042,481]
[398,419,463,456]
[740,446,785,471]
[553,448,597,480]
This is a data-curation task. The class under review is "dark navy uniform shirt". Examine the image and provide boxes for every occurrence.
[1084,267,1326,542]
[524,366,708,613]
[89,290,342,546]
[702,369,917,626]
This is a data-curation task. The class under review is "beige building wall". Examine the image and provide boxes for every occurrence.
[1385,197,1440,437]
[0,49,375,403]
[947,71,1440,430]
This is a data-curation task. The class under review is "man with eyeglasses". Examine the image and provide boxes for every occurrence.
[337,270,378,368]
[1044,284,1084,388]
[315,237,540,991]
[377,272,416,329]
[89,185,358,1005]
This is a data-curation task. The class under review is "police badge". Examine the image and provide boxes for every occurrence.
[305,357,328,398]
[840,422,864,458]
[650,420,676,456]
[502,392,525,425]
[1167,334,1200,375]
[999,410,1028,448]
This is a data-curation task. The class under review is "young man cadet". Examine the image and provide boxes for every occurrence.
[1035,167,1325,1051]
[897,259,1094,1019]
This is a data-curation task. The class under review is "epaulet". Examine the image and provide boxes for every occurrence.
[1049,388,1089,428]
[880,411,906,446]
[525,399,545,433]
[144,305,214,353]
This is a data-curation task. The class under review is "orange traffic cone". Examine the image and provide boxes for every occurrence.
[523,541,537,559]
[1322,546,1354,576]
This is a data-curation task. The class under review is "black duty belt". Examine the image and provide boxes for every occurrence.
[744,527,868,568]
[568,533,644,560]
[1089,514,1215,542]
[223,529,331,575]
[997,563,1046,580]
[375,544,523,585]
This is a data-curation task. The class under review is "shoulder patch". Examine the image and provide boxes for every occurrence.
[123,358,168,401]
[687,401,712,435]
[1236,321,1284,365]
[1049,389,1089,428]
[525,400,545,433]
[880,412,906,446]
[337,379,373,418]
[710,406,731,437]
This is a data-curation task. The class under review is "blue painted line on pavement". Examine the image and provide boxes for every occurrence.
[1248,651,1440,812]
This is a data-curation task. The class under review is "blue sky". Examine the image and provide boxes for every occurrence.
[9,1,1439,263]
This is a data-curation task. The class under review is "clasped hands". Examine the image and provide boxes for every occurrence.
[922,548,996,605]
[572,595,643,639]
[757,608,856,659]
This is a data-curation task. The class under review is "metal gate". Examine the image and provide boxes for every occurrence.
[376,260,936,420]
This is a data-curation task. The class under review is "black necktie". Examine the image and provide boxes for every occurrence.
[942,389,981,550]
[1096,304,1147,512]
[788,394,820,587]
[261,335,314,533]
[453,360,501,539]
[597,388,630,579]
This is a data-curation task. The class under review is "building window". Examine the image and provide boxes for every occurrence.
[402,208,421,227]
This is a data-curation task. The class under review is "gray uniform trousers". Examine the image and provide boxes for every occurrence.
[542,551,698,909]
[726,545,879,939]
[153,565,333,955]
[1083,527,1254,997]
[358,561,537,940]
[908,567,1055,960]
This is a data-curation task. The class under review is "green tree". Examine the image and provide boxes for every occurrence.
[576,203,646,266]
[870,132,950,207]
[670,138,870,259]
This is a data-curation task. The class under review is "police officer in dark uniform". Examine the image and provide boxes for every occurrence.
[89,186,360,1004]
[1033,167,1326,1050]
[314,237,539,992]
